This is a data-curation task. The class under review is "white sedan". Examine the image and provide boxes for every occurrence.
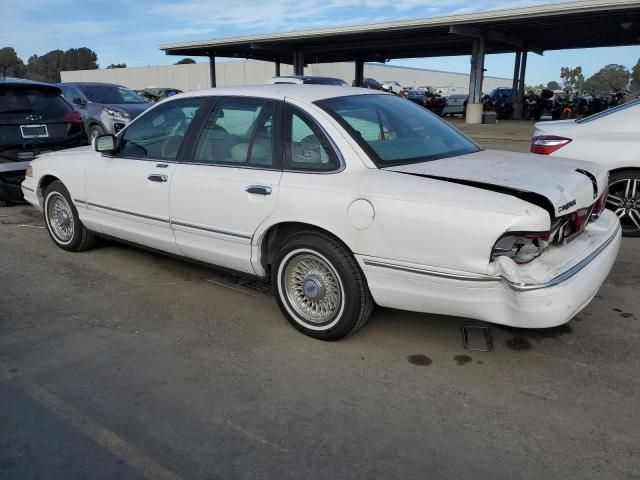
[22,86,621,340]
[532,99,640,236]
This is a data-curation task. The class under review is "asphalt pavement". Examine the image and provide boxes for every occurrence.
[1,163,639,479]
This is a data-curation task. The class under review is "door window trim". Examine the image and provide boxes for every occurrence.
[282,104,344,174]
[182,96,283,171]
[112,96,214,163]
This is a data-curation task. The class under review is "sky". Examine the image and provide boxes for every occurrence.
[3,0,639,85]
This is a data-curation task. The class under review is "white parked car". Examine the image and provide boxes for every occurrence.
[381,81,403,95]
[532,99,640,236]
[22,86,620,340]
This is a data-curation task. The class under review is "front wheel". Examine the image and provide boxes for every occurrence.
[607,171,640,237]
[43,181,97,251]
[272,232,373,341]
[88,125,105,143]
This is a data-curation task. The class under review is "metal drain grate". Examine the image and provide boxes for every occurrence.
[207,271,272,297]
[462,325,493,352]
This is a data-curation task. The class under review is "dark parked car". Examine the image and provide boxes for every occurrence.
[360,78,383,90]
[57,82,151,142]
[0,78,86,205]
[136,87,183,102]
[407,90,426,106]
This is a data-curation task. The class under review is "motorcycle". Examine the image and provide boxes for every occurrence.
[494,94,513,119]
[424,93,447,116]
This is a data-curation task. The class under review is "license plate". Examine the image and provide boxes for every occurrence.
[20,124,49,139]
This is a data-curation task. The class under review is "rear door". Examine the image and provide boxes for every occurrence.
[84,97,207,254]
[170,96,282,274]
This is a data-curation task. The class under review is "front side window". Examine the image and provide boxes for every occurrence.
[60,86,84,104]
[284,106,338,171]
[316,94,479,167]
[193,98,274,167]
[119,98,204,160]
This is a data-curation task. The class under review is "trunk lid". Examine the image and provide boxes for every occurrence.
[384,149,607,217]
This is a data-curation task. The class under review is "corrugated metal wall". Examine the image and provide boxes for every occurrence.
[61,60,511,93]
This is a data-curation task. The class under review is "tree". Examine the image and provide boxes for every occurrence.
[584,64,630,92]
[23,47,98,82]
[175,58,196,65]
[629,58,640,91]
[0,47,25,78]
[106,63,127,69]
[546,81,561,90]
[560,66,585,92]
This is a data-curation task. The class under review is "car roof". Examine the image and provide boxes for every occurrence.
[178,84,385,103]
[0,77,61,92]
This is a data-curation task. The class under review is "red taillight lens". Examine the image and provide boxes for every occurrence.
[591,187,609,218]
[61,110,84,124]
[530,135,571,155]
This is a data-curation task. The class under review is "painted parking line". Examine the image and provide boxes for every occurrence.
[0,363,184,480]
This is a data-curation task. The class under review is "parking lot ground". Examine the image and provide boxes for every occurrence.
[2,199,640,478]
[448,118,536,153]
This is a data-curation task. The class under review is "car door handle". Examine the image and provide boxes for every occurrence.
[245,185,272,195]
[148,174,168,183]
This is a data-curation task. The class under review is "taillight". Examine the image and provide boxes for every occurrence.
[61,110,84,124]
[530,135,571,155]
[491,231,551,264]
[591,187,608,218]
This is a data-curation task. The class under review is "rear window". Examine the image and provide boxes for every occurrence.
[0,86,71,122]
[316,94,479,167]
[576,98,640,124]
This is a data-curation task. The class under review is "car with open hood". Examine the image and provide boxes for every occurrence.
[21,86,621,340]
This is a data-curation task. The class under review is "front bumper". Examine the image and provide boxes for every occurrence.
[358,211,621,328]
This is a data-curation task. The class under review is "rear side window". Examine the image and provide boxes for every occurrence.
[0,86,71,121]
[193,98,275,167]
[283,106,339,172]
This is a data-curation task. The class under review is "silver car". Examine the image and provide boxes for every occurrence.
[441,94,468,117]
[57,82,152,142]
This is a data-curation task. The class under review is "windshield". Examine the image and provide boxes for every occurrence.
[78,85,146,104]
[316,94,480,166]
[576,98,640,124]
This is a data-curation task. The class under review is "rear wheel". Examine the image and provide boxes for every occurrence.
[272,232,373,341]
[43,181,96,251]
[607,170,640,237]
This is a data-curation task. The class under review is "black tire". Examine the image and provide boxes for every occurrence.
[272,232,374,341]
[88,125,105,143]
[43,181,96,251]
[608,170,640,237]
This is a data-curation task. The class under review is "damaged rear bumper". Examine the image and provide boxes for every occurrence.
[358,211,621,328]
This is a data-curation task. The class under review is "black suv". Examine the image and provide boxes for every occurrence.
[0,78,87,204]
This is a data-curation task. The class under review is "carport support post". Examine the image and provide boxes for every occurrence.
[465,36,485,124]
[355,59,364,87]
[275,60,281,77]
[208,55,216,88]
[293,50,304,76]
[511,51,521,112]
[514,50,528,119]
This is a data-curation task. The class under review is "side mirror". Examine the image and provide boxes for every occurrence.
[73,97,87,107]
[95,134,117,153]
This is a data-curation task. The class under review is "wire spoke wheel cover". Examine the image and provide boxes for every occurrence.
[280,249,345,329]
[46,193,75,243]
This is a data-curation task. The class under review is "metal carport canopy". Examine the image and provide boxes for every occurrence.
[159,0,640,63]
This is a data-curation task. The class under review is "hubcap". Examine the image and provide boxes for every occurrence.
[283,253,342,325]
[607,178,640,233]
[47,193,74,242]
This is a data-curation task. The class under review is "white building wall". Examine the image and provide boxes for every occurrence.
[61,60,510,94]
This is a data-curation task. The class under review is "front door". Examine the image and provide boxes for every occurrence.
[84,97,207,254]
[170,97,281,274]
